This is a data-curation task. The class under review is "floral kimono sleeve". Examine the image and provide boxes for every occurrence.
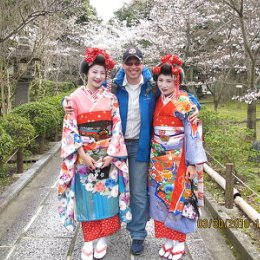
[175,93,207,166]
[107,94,131,222]
[107,95,127,159]
[60,97,82,159]
[181,95,207,207]
[57,98,82,231]
[184,119,207,166]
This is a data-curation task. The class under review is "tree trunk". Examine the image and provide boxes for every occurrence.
[0,68,7,115]
[6,68,12,114]
[213,92,219,112]
[39,135,45,154]
[16,147,24,173]
[54,130,59,142]
[214,100,218,112]
[247,102,256,139]
[237,7,257,140]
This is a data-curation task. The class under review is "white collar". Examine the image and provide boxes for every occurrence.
[123,75,144,87]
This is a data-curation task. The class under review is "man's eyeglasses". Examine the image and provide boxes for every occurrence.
[125,62,142,67]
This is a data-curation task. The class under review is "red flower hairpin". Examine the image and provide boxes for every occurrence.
[160,54,183,66]
[152,66,161,75]
[152,54,183,76]
[152,65,182,76]
[84,47,116,70]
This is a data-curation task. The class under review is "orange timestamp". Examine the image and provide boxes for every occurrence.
[197,218,254,229]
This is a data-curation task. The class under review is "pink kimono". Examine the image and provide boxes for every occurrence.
[57,86,131,234]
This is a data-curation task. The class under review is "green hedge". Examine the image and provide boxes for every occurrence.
[39,91,73,118]
[12,101,60,136]
[0,125,13,169]
[39,92,72,139]
[0,114,35,150]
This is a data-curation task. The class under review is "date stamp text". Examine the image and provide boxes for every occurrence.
[197,218,258,229]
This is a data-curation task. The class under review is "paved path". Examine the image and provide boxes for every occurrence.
[0,146,237,260]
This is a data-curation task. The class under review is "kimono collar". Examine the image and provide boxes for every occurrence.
[162,92,175,104]
[81,85,106,102]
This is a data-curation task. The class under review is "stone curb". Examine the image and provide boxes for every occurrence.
[0,142,61,213]
[204,190,260,260]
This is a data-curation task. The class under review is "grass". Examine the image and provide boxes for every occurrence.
[201,97,260,207]
[200,96,260,248]
[201,98,260,139]
[202,99,260,119]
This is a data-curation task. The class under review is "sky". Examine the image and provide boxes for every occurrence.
[90,0,129,21]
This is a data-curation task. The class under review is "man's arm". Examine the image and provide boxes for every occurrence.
[62,96,74,114]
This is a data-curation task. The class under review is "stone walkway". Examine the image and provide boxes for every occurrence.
[0,143,241,260]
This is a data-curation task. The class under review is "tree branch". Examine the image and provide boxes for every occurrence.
[0,1,80,43]
[0,10,53,43]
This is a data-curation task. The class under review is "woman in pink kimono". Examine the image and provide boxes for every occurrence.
[149,54,207,260]
[57,48,131,260]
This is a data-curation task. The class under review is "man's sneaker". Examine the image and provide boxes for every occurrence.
[131,239,144,255]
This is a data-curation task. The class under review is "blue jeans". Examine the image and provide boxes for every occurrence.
[125,140,149,240]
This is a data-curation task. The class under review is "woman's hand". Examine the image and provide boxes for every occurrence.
[188,105,199,124]
[80,154,96,170]
[100,156,113,168]
[81,154,96,170]
[185,165,197,180]
[78,148,96,170]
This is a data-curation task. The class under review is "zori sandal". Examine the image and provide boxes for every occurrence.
[168,241,185,260]
[93,245,107,259]
[81,248,93,260]
[159,244,173,258]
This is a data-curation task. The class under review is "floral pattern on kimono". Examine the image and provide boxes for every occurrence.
[149,92,207,233]
[57,86,131,231]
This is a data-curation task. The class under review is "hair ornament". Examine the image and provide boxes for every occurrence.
[160,54,183,66]
[84,47,116,70]
[152,54,183,76]
[152,66,161,75]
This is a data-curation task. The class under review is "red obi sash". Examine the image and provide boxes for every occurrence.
[77,110,112,124]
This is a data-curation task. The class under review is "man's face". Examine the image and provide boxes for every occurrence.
[123,57,143,83]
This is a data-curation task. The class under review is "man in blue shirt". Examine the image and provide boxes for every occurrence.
[113,47,199,255]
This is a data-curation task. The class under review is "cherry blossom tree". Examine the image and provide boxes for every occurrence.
[209,0,260,137]
[0,0,95,115]
[1,0,258,138]
[117,0,259,132]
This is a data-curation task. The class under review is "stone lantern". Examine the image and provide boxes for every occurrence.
[12,37,39,106]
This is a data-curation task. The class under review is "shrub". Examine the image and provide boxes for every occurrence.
[204,124,253,164]
[0,114,35,149]
[0,125,13,171]
[12,101,60,136]
[39,91,73,119]
[39,93,69,139]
